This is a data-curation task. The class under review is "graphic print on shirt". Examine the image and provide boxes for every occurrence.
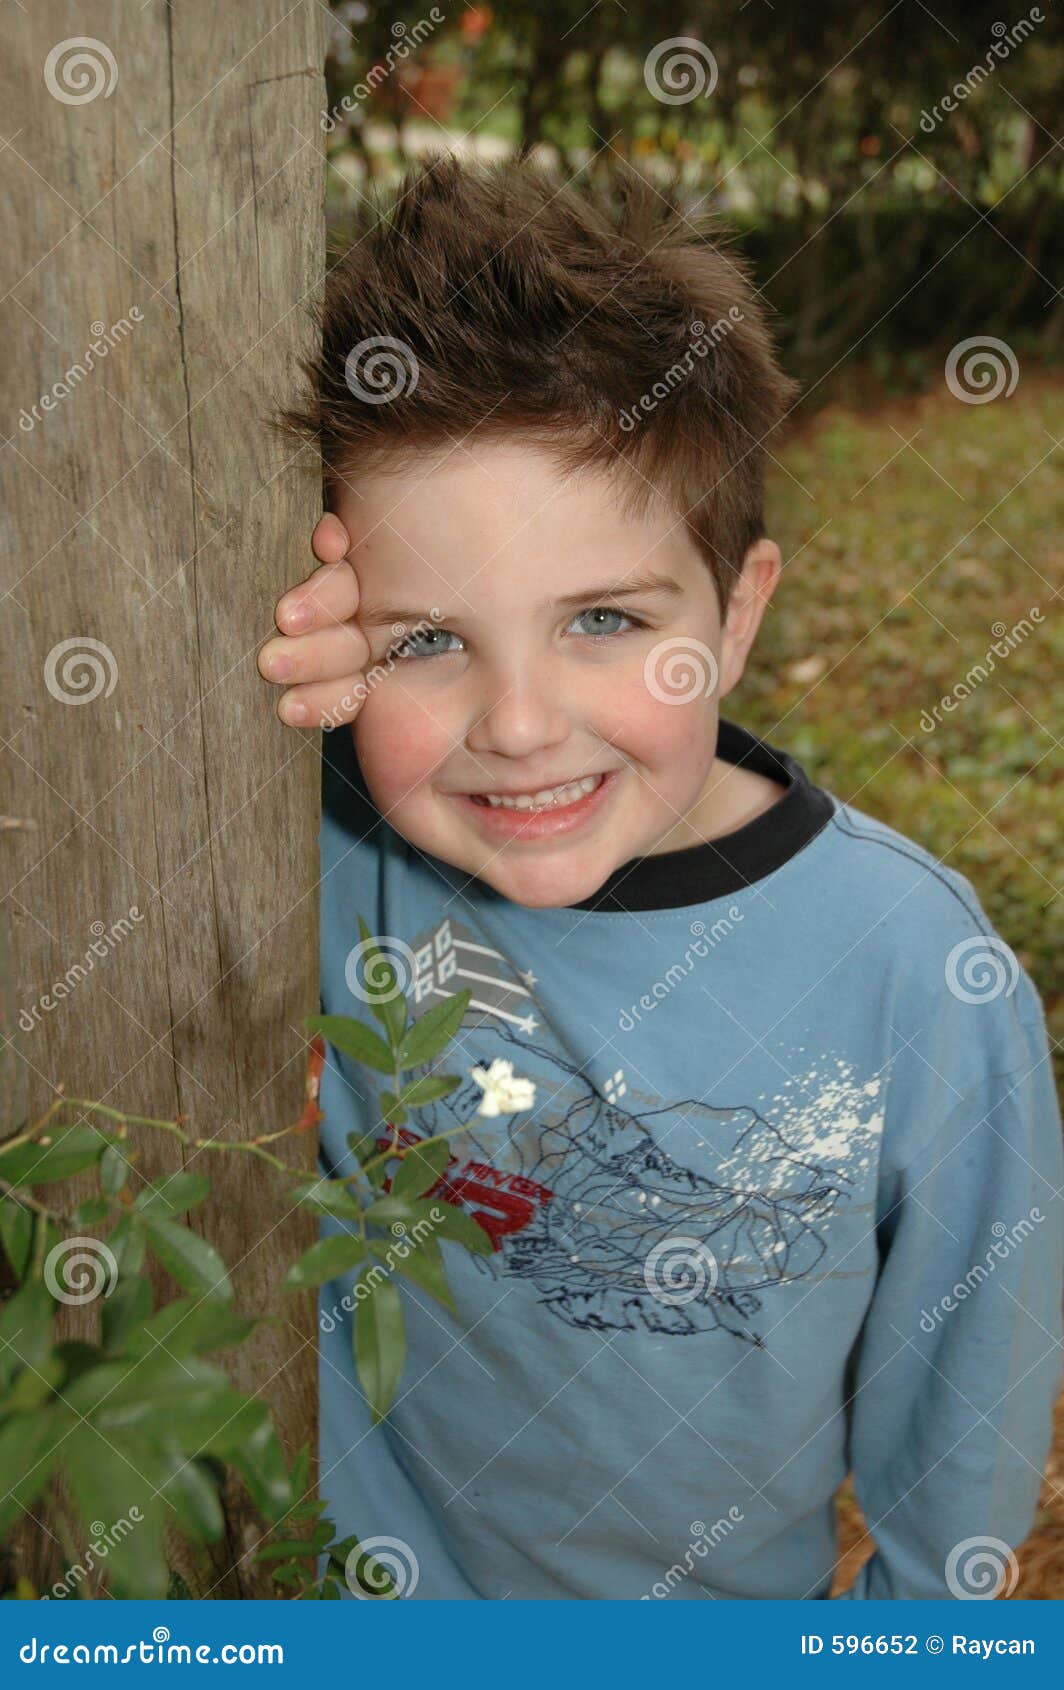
[372,914,886,1349]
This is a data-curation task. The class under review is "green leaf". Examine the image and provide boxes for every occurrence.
[101,1275,154,1355]
[77,1357,287,1526]
[0,1196,33,1280]
[0,1352,64,1414]
[0,1409,72,1538]
[121,1298,256,1360]
[115,1436,225,1545]
[283,1233,365,1292]
[288,1441,311,1496]
[254,1537,318,1561]
[361,1194,424,1230]
[363,1194,491,1254]
[133,1172,211,1217]
[141,1215,233,1304]
[416,1197,494,1257]
[356,915,408,1049]
[346,1128,388,1187]
[348,1545,399,1597]
[370,1234,455,1314]
[62,1426,170,1598]
[100,1141,134,1196]
[0,1125,109,1187]
[396,1074,460,1110]
[290,1176,363,1221]
[0,1277,55,1395]
[390,1137,450,1200]
[107,1213,147,1281]
[52,1340,104,1388]
[225,1412,292,1522]
[63,1350,227,1416]
[267,1564,303,1586]
[354,1275,405,1424]
[71,1196,110,1229]
[378,1091,408,1127]
[395,990,472,1071]
[307,1015,394,1076]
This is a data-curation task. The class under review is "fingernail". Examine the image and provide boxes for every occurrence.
[282,602,311,631]
[268,653,294,680]
[281,698,308,724]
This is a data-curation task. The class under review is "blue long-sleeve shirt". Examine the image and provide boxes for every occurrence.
[315,716,1063,1599]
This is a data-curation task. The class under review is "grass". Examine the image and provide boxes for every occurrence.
[746,375,1063,1596]
[738,373,1063,1088]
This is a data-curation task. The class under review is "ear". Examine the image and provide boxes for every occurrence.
[718,537,781,699]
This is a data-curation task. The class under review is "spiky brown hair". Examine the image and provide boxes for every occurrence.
[275,155,799,609]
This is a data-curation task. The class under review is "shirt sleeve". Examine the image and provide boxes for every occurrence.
[832,1040,1064,1600]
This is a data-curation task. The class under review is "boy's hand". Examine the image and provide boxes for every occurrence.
[257,514,369,727]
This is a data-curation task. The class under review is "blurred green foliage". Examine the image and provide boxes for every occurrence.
[323,0,1064,381]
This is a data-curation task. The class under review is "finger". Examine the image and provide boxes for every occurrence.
[258,620,371,687]
[274,676,368,729]
[276,557,360,634]
[312,513,351,565]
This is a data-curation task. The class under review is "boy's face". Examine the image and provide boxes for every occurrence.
[334,441,773,909]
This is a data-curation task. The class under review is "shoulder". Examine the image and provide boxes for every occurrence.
[808,795,1046,1049]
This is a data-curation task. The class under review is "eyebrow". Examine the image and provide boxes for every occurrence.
[358,571,685,628]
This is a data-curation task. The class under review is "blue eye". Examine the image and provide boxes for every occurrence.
[387,606,646,662]
[390,627,462,661]
[569,607,641,638]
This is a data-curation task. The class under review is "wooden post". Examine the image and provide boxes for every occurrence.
[1,3,326,1596]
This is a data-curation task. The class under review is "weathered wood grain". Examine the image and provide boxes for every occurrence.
[1,1,327,1597]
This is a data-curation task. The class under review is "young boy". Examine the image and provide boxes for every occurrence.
[258,158,1063,1600]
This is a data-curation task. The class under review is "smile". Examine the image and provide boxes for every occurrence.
[469,773,606,812]
[453,769,619,840]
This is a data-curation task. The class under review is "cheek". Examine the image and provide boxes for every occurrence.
[600,672,718,769]
[353,690,453,808]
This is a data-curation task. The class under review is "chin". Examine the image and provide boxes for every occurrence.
[481,858,612,910]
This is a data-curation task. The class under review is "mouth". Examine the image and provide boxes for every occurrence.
[451,769,618,840]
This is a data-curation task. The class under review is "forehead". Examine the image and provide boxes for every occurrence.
[333,440,704,601]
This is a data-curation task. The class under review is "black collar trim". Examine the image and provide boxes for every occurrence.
[564,718,836,913]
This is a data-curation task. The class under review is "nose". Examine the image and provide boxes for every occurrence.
[463,664,572,763]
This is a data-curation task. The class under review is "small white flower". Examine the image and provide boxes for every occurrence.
[470,1058,536,1117]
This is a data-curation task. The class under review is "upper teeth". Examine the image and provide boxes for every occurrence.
[483,774,603,810]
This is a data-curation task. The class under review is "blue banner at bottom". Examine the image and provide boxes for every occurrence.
[1,1600,1062,1684]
